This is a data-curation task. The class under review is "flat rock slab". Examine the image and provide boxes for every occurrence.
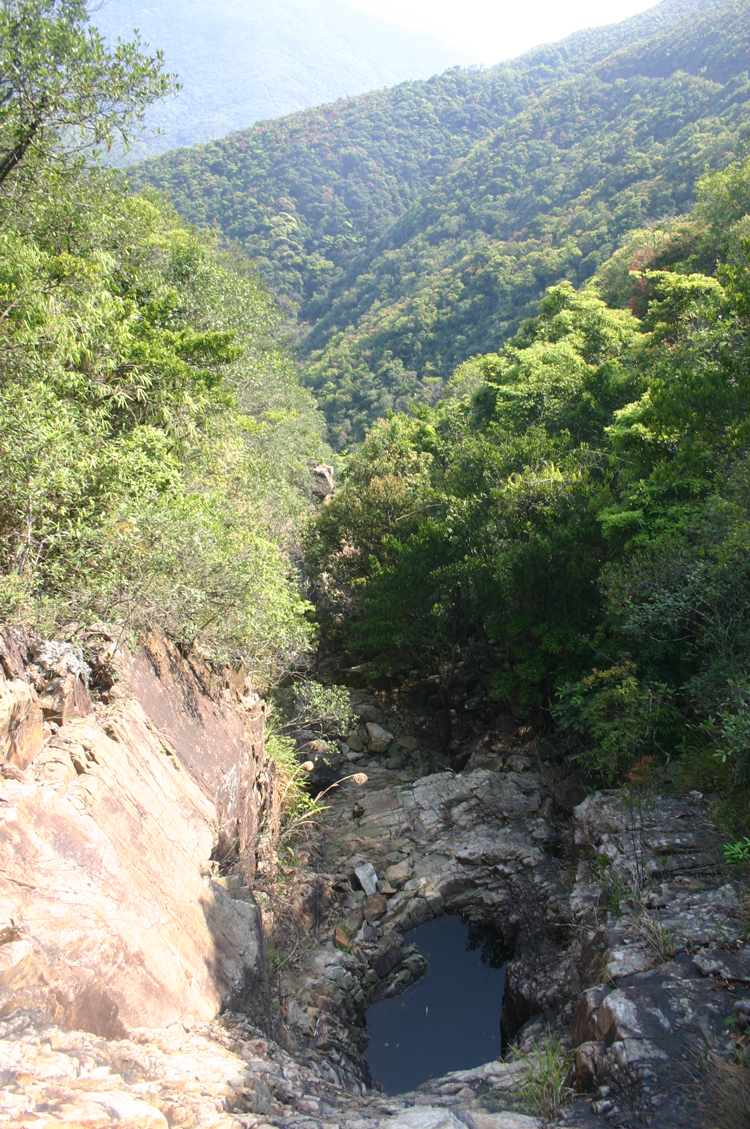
[693,946,750,982]
[386,1110,541,1129]
[0,1011,545,1129]
[570,956,750,1127]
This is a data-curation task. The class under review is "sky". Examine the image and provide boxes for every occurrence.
[347,0,660,65]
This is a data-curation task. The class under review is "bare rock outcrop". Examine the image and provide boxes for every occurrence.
[0,1009,543,1129]
[0,626,274,1039]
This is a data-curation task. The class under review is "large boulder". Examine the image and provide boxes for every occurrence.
[0,626,274,1037]
[366,722,393,753]
[312,464,334,498]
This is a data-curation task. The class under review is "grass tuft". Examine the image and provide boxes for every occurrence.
[512,1029,575,1119]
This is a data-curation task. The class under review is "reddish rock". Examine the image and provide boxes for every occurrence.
[364,893,388,921]
[573,1040,609,1093]
[0,677,44,770]
[334,926,350,949]
[385,860,412,887]
[572,985,610,1046]
[121,634,271,886]
[0,631,276,1037]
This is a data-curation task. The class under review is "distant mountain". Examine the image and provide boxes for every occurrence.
[92,0,475,160]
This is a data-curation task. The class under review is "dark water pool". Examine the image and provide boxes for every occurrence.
[364,914,508,1095]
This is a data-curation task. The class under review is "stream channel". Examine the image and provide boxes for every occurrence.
[364,914,508,1094]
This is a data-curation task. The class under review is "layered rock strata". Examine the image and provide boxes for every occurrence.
[274,745,748,1127]
[0,627,273,1037]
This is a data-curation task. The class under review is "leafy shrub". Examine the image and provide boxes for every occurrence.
[292,682,353,735]
[0,182,326,684]
[553,664,677,784]
[724,838,750,865]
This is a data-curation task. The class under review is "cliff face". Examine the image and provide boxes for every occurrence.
[0,626,275,1038]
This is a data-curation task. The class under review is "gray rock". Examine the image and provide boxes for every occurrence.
[366,722,393,753]
[507,754,532,772]
[312,463,334,498]
[693,946,750,982]
[357,701,383,723]
[354,862,378,896]
[370,934,404,978]
[32,640,90,684]
[596,989,644,1044]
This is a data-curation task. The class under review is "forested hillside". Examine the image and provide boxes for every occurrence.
[308,150,750,817]
[0,0,327,687]
[6,0,750,829]
[132,0,749,445]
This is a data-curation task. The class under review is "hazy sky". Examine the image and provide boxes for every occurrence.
[347,0,660,65]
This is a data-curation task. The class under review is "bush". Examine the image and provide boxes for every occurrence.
[0,188,327,685]
[553,664,677,784]
[291,682,353,735]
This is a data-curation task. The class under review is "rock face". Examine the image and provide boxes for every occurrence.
[312,464,335,498]
[274,759,568,1083]
[0,1010,544,1129]
[3,647,749,1129]
[561,788,749,1126]
[0,627,272,1038]
[267,751,749,1127]
[0,677,43,770]
[123,633,273,885]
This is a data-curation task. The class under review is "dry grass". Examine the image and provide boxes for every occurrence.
[701,1053,750,1129]
[633,910,676,962]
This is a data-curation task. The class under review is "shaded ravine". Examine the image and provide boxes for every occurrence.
[270,681,750,1128]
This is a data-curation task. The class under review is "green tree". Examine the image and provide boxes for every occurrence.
[0,185,327,683]
[0,0,174,197]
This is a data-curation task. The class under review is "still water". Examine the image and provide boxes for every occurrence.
[364,914,508,1095]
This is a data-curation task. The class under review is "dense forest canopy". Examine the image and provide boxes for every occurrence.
[132,0,750,445]
[0,0,328,686]
[4,0,750,822]
[307,151,750,808]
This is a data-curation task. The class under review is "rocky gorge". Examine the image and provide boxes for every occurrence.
[1,627,748,1129]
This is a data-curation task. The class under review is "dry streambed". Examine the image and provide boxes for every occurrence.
[271,714,750,1128]
[2,640,750,1129]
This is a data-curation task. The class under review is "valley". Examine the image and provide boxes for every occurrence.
[133,0,750,443]
[2,1,750,1126]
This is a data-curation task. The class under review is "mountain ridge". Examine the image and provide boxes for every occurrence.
[94,0,475,160]
[131,0,750,444]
